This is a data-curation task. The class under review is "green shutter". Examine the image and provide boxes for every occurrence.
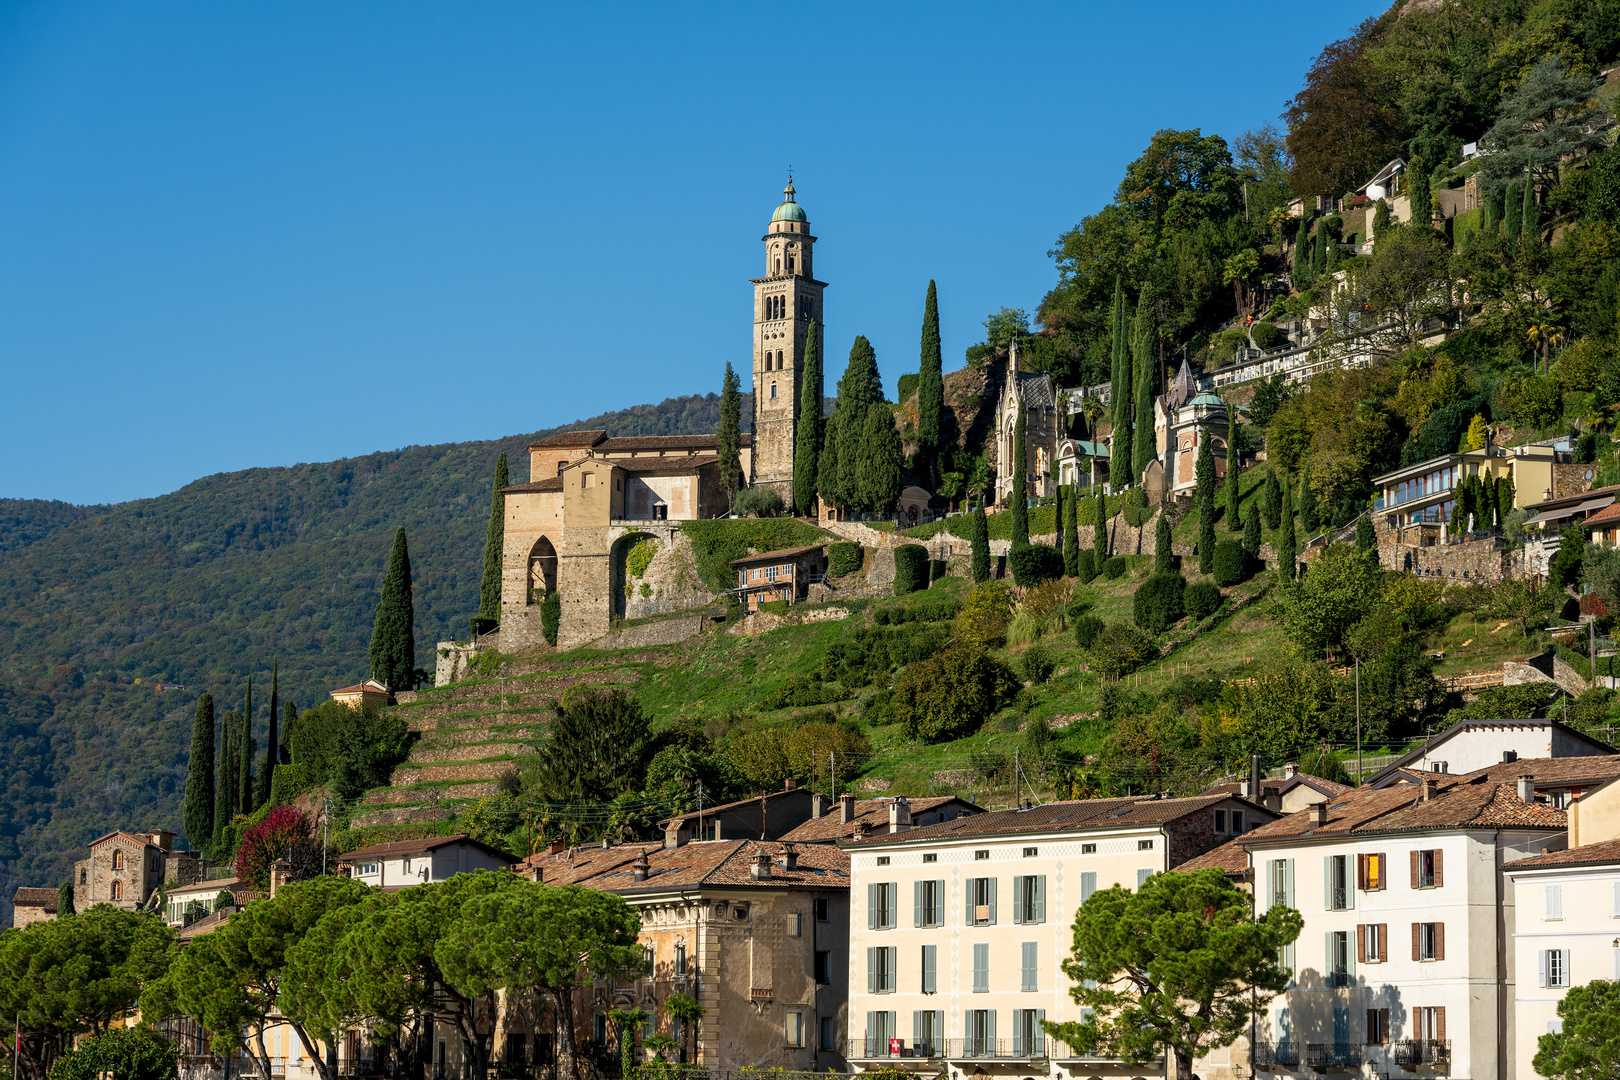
[914,880,923,927]
[867,948,876,994]
[1034,875,1046,923]
[1013,875,1024,924]
[988,876,997,924]
[868,883,876,930]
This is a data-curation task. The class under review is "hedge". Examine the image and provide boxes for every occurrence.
[1212,539,1247,586]
[1075,548,1098,584]
[1073,613,1105,649]
[829,541,864,576]
[1185,581,1222,620]
[540,591,561,646]
[1133,572,1187,634]
[1101,556,1128,580]
[893,545,929,595]
[1009,544,1063,586]
[1088,622,1157,679]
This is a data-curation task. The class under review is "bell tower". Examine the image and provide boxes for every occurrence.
[751,178,827,499]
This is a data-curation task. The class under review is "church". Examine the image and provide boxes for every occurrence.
[494,181,823,651]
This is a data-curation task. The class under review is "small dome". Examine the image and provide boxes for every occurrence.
[771,178,807,223]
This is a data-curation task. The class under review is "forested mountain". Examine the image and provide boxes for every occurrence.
[0,393,740,922]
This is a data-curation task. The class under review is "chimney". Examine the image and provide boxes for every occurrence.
[1249,755,1262,803]
[526,862,544,884]
[839,793,857,824]
[548,837,567,855]
[776,846,799,870]
[150,830,175,851]
[664,826,689,851]
[600,838,612,850]
[889,797,912,833]
[1312,801,1329,828]
[1283,763,1298,779]
[784,777,797,790]
[1503,750,1519,763]
[1518,774,1536,803]
[1421,777,1438,801]
[751,853,773,879]
[633,850,650,882]
[811,794,827,818]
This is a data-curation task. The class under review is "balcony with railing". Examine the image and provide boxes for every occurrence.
[1307,1043,1361,1072]
[850,1038,1073,1062]
[1253,1041,1300,1069]
[1393,1040,1451,1070]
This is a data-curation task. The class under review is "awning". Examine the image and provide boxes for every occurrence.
[1525,496,1615,526]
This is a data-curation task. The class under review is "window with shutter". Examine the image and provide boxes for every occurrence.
[1081,871,1097,902]
[1546,884,1564,920]
[922,945,937,994]
[973,943,989,993]
[1013,876,1024,924]
[1021,941,1038,991]
[1613,880,1620,918]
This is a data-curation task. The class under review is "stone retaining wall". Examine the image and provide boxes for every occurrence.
[729,605,854,637]
[349,806,456,829]
[389,761,516,785]
[584,614,708,651]
[407,741,530,764]
[360,781,499,806]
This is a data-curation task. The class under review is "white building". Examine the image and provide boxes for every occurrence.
[1365,721,1616,790]
[336,833,514,888]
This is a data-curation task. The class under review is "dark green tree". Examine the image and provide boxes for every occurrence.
[816,413,840,510]
[238,677,255,815]
[184,693,216,853]
[1110,280,1133,463]
[1243,501,1262,561]
[475,453,508,632]
[836,336,884,509]
[57,880,75,918]
[1298,463,1318,533]
[1262,467,1282,529]
[529,689,654,805]
[280,700,295,765]
[793,322,822,515]
[1532,978,1620,1080]
[1277,481,1297,582]
[1155,511,1173,574]
[1355,514,1376,553]
[1063,484,1081,576]
[1506,180,1523,241]
[970,502,991,584]
[255,662,279,808]
[1407,155,1430,225]
[1521,170,1539,246]
[45,1026,176,1080]
[368,527,416,692]
[857,403,903,514]
[1011,400,1030,548]
[1480,57,1610,195]
[1095,487,1110,562]
[1195,429,1216,574]
[1131,295,1156,481]
[717,362,743,510]
[214,713,236,851]
[918,282,943,458]
[1054,481,1066,559]
[1223,429,1242,531]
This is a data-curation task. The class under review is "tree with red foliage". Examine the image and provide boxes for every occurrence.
[235,806,313,889]
[1285,17,1404,201]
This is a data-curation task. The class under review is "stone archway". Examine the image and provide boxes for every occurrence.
[528,536,557,603]
[609,531,656,620]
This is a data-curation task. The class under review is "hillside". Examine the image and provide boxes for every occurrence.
[0,392,743,923]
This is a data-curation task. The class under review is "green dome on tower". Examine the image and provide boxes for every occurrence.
[771,179,807,223]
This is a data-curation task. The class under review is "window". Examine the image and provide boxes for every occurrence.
[785,1011,805,1048]
[815,898,829,921]
[1081,843,1097,854]
[966,877,997,925]
[966,1009,995,1056]
[1268,858,1295,908]
[819,1017,834,1051]
[111,880,122,900]
[1080,871,1097,902]
[1359,923,1387,963]
[1138,839,1154,851]
[867,946,897,993]
[359,862,380,876]
[1023,847,1038,857]
[788,913,803,937]
[868,882,898,929]
[1414,922,1444,961]
[876,856,890,866]
[1137,868,1153,889]
[79,868,86,885]
[1021,942,1039,991]
[1540,949,1569,987]
[1366,1008,1390,1045]
[1545,884,1564,920]
[674,942,687,975]
[642,945,654,970]
[972,943,989,992]
[1013,1009,1047,1056]
[1013,875,1046,924]
[112,850,123,870]
[770,383,777,400]
[815,951,831,985]
[1414,1007,1446,1042]
[1412,849,1441,889]
[922,853,937,864]
[974,849,990,860]
[914,1010,943,1056]
[1326,855,1352,910]
[1214,810,1227,833]
[1327,930,1352,987]
[915,879,945,927]
[1358,852,1386,891]
[921,944,937,994]
[1232,810,1245,833]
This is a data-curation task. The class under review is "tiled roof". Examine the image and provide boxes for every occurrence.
[12,887,57,909]
[169,876,240,895]
[529,430,607,449]
[658,788,810,829]
[1507,837,1620,870]
[613,454,720,473]
[88,830,163,851]
[779,797,978,843]
[730,544,826,565]
[1462,754,1620,787]
[848,794,1259,848]
[1239,773,1569,845]
[1200,773,1350,800]
[1366,723,1615,786]
[1582,502,1620,527]
[338,833,515,863]
[597,433,752,452]
[1177,839,1250,874]
[531,839,850,894]
[503,477,565,494]
[177,908,234,941]
[1524,483,1620,513]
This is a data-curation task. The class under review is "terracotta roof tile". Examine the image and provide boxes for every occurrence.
[532,839,850,894]
[12,887,57,909]
[658,788,811,829]
[729,544,827,565]
[529,430,607,449]
[338,833,515,863]
[596,434,752,452]
[779,798,978,843]
[1508,836,1620,870]
[1462,754,1620,787]
[1178,839,1250,874]
[613,454,720,473]
[849,794,1263,847]
[503,477,565,494]
[1582,502,1620,527]
[168,877,241,895]
[1239,774,1568,844]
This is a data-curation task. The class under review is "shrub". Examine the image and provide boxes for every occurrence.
[759,673,843,711]
[1021,644,1056,684]
[893,544,929,594]
[1075,548,1098,583]
[1088,622,1158,679]
[266,762,315,806]
[895,645,1020,743]
[1185,581,1223,620]
[1212,539,1247,586]
[680,519,828,592]
[1101,556,1128,580]
[1009,543,1063,586]
[898,372,920,402]
[1073,613,1105,649]
[732,487,786,518]
[48,1027,177,1080]
[540,590,561,646]
[1007,612,1041,646]
[829,542,864,575]
[1122,487,1151,528]
[1251,321,1285,350]
[1133,572,1187,633]
[234,805,313,889]
[954,582,1014,648]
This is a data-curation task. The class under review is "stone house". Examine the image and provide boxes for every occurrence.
[993,341,1064,507]
[329,678,390,707]
[843,793,1275,1077]
[10,886,57,929]
[1155,357,1231,498]
[71,829,202,911]
[730,544,827,610]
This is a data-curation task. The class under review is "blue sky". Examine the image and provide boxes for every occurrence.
[0,2,1386,505]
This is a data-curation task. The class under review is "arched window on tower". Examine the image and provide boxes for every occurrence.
[777,350,784,368]
[775,260,781,275]
[111,880,122,901]
[771,383,778,399]
[787,254,795,273]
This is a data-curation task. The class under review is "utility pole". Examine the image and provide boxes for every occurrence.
[1355,657,1362,786]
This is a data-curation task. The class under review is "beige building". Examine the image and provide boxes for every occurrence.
[732,544,829,611]
[70,829,202,911]
[994,341,1065,506]
[1154,359,1231,499]
[329,678,390,708]
[10,886,58,929]
[1371,441,1568,545]
[752,179,826,501]
[1203,766,1352,815]
[842,793,1271,1078]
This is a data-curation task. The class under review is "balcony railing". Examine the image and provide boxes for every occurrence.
[849,1038,1058,1061]
[1307,1043,1361,1071]
[1253,1042,1300,1068]
[1326,969,1354,988]
[1393,1040,1451,1068]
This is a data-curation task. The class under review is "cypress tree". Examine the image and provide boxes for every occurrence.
[1010,399,1029,547]
[1130,294,1156,481]
[1223,428,1242,531]
[255,661,279,807]
[1110,281,1132,465]
[1094,485,1109,562]
[1521,171,1538,245]
[1372,200,1390,234]
[1263,467,1282,529]
[281,700,296,764]
[1299,463,1319,533]
[1356,514,1376,553]
[1408,156,1430,225]
[816,414,840,511]
[1505,181,1522,241]
[184,693,215,853]
[1155,511,1173,574]
[917,282,943,459]
[793,322,822,514]
[56,881,74,917]
[836,336,884,509]
[1277,482,1297,582]
[475,452,508,631]
[1053,482,1065,558]
[717,363,743,509]
[1243,500,1262,560]
[1324,231,1339,274]
[970,502,990,584]
[369,527,416,693]
[214,712,236,850]
[239,677,255,815]
[857,403,902,514]
[1062,484,1080,576]
[1195,428,1216,574]
[1483,189,1500,234]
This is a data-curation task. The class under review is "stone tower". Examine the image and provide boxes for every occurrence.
[751,179,827,498]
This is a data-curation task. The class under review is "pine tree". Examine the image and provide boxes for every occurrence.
[793,321,822,515]
[1110,281,1132,466]
[836,336,884,509]
[1131,294,1156,481]
[1010,399,1029,547]
[255,660,279,807]
[1094,486,1109,562]
[1053,482,1066,558]
[1277,482,1297,582]
[717,363,743,509]
[857,403,902,514]
[1155,511,1173,574]
[1355,514,1376,553]
[1521,171,1539,245]
[475,453,508,631]
[1243,500,1262,560]
[1263,468,1282,529]
[1063,484,1080,576]
[369,527,416,693]
[1223,430,1242,531]
[1505,180,1522,241]
[239,676,255,815]
[1299,463,1319,533]
[970,502,990,584]
[1195,428,1216,574]
[917,282,943,459]
[816,414,840,511]
[183,692,215,854]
